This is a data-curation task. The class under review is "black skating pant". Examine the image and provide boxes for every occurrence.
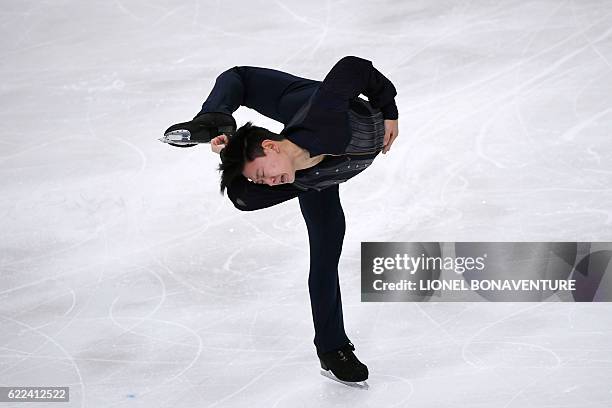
[197,66,351,354]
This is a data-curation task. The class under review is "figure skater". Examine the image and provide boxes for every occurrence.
[160,56,399,387]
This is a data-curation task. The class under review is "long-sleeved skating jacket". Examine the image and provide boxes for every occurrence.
[198,56,398,208]
[200,56,398,156]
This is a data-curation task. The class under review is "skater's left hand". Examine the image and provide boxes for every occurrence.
[382,119,399,154]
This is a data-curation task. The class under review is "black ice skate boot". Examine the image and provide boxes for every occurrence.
[159,112,236,148]
[318,342,369,388]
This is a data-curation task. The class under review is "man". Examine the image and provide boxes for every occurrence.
[160,56,399,386]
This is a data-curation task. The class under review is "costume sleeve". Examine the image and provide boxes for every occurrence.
[226,175,304,211]
[314,56,398,119]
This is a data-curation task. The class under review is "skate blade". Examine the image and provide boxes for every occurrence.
[158,139,199,149]
[160,129,192,144]
[160,129,210,144]
[320,369,369,389]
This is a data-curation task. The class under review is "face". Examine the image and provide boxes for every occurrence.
[242,140,296,186]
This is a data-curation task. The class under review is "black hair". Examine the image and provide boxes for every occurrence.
[218,121,285,194]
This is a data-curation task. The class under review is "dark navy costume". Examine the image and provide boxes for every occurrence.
[197,56,398,354]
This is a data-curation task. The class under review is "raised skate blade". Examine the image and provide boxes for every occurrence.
[159,130,194,145]
[320,369,369,389]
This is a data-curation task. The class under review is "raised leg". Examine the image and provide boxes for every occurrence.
[197,66,319,126]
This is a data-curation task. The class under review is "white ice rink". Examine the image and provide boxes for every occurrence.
[1,0,612,406]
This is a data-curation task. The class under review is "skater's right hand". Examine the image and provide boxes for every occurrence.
[211,134,229,154]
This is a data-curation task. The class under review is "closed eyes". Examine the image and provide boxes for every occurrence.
[253,169,264,184]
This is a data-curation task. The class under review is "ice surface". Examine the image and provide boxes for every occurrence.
[1,0,612,406]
